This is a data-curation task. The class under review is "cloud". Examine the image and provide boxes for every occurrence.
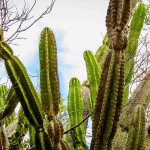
[1,0,109,99]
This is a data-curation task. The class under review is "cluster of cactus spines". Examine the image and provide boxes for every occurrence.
[124,2,146,103]
[83,50,101,113]
[125,105,145,150]
[91,0,131,149]
[68,78,88,149]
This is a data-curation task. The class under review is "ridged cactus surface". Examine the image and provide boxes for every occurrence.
[40,27,60,118]
[68,78,88,150]
[124,2,147,103]
[84,50,101,113]
[125,105,145,150]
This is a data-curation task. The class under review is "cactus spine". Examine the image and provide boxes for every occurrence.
[68,78,88,149]
[125,105,145,150]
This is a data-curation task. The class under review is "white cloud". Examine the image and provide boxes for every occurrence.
[2,0,109,97]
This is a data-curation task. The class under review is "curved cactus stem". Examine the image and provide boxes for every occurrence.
[0,29,44,129]
[5,57,43,128]
[83,50,101,113]
[40,27,60,118]
[68,78,88,150]
[125,105,145,150]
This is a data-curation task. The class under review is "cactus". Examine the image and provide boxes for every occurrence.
[125,105,145,150]
[83,50,101,113]
[68,78,88,150]
[90,0,130,149]
[0,26,70,150]
[10,107,29,149]
[124,2,147,103]
[0,0,148,149]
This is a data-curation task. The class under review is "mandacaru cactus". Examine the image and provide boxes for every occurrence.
[0,0,148,149]
[90,0,130,149]
[125,105,145,150]
[84,50,101,114]
[124,2,146,103]
[0,27,70,149]
[68,77,88,149]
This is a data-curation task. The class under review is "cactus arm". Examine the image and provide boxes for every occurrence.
[5,57,43,128]
[68,78,88,149]
[124,3,146,103]
[93,50,122,150]
[90,51,112,150]
[125,105,145,150]
[91,0,131,149]
[0,88,19,120]
[83,50,101,112]
[107,52,125,149]
[40,27,60,118]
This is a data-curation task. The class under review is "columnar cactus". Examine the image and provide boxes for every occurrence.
[84,50,101,113]
[125,105,145,150]
[124,2,146,103]
[68,77,88,150]
[90,0,130,149]
[0,27,70,149]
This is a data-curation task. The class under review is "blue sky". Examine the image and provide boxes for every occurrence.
[1,0,109,100]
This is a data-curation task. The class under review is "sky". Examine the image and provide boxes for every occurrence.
[2,0,109,99]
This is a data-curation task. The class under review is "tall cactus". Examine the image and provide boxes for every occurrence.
[83,50,101,113]
[68,77,88,150]
[124,2,147,103]
[0,26,70,149]
[125,105,145,150]
[90,0,130,149]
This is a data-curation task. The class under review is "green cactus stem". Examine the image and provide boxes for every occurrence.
[91,0,130,149]
[0,87,19,121]
[39,27,60,118]
[0,27,52,149]
[124,2,147,103]
[68,78,88,150]
[83,50,101,113]
[10,107,29,149]
[125,105,145,150]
